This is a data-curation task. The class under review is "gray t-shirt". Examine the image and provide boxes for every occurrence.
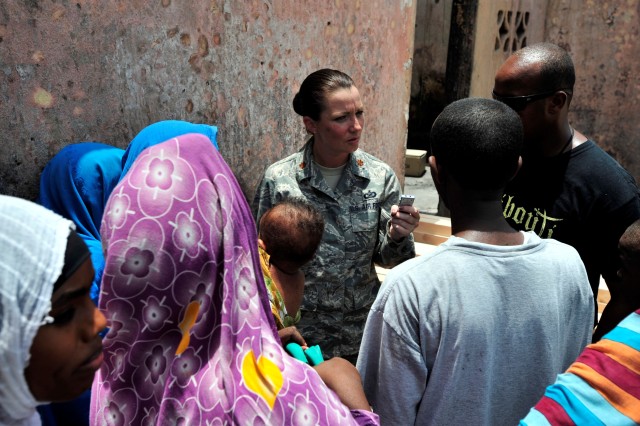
[357,233,594,426]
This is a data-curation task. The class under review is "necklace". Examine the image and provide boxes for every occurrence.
[557,127,575,156]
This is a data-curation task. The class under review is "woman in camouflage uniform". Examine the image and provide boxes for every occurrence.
[252,69,420,363]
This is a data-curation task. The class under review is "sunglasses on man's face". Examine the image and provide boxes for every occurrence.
[491,89,563,112]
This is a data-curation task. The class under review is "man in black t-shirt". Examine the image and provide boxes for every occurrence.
[493,42,640,341]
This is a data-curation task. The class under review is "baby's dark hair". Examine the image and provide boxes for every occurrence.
[430,98,523,191]
[620,218,640,257]
[259,198,325,268]
[292,69,354,120]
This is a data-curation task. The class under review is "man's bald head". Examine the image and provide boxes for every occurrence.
[507,43,575,94]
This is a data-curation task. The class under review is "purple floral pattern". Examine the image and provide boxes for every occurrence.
[102,188,134,240]
[160,398,201,426]
[140,407,158,426]
[141,295,172,333]
[102,218,176,300]
[172,263,217,339]
[169,347,202,388]
[107,348,128,384]
[92,134,379,425]
[145,158,175,190]
[102,298,140,346]
[170,209,206,261]
[144,345,168,385]
[103,401,126,426]
[291,392,321,425]
[120,247,154,278]
[94,388,138,426]
[126,138,197,218]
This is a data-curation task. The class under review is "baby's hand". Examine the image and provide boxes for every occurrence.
[278,326,308,349]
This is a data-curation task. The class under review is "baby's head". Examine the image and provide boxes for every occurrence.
[259,198,325,274]
[618,218,640,305]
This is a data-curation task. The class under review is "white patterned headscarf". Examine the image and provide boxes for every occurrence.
[0,195,74,425]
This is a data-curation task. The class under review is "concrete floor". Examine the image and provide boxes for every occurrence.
[402,166,439,215]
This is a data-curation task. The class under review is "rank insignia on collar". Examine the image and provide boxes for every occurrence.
[299,161,306,169]
[357,159,364,167]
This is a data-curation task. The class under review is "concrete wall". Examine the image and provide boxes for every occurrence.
[0,1,416,201]
[409,0,640,182]
[407,0,451,151]
[544,0,640,180]
[470,0,548,97]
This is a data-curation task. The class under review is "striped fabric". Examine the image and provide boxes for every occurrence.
[520,309,640,425]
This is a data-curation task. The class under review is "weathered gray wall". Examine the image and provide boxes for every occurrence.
[545,0,640,180]
[0,1,416,201]
[407,0,451,151]
[409,0,640,182]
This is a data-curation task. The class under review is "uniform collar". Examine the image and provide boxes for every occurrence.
[296,138,371,182]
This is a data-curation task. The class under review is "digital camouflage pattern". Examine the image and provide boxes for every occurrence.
[252,139,415,362]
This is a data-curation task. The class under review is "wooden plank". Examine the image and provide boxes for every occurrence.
[414,233,449,246]
[414,214,452,247]
[417,214,452,237]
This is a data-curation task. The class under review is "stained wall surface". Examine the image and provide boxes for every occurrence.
[410,0,640,183]
[544,0,640,179]
[0,1,416,201]
[407,0,451,151]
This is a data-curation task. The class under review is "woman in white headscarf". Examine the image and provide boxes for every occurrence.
[0,195,107,425]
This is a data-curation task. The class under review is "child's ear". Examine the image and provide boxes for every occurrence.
[510,156,523,181]
[258,238,266,251]
[428,156,441,185]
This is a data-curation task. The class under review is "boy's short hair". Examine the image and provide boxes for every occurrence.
[259,198,325,268]
[430,97,523,190]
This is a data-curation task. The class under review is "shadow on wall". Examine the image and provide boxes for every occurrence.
[407,70,447,154]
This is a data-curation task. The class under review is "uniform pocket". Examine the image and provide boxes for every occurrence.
[346,209,379,260]
[351,209,378,232]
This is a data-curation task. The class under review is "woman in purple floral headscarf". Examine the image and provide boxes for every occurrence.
[90,133,378,425]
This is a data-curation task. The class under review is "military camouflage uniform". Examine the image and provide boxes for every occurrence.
[252,139,415,362]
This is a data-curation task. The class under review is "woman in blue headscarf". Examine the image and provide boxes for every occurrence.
[38,142,124,305]
[36,141,123,426]
[119,120,219,180]
[38,121,219,303]
[35,121,218,426]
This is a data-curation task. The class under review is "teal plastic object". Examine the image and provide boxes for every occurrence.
[304,345,324,366]
[284,343,325,366]
[285,342,308,364]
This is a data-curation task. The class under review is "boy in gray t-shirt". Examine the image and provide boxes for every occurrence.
[356,98,594,426]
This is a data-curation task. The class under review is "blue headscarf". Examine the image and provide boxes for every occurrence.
[120,120,218,180]
[37,142,124,305]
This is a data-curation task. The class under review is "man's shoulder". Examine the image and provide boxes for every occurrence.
[575,140,636,180]
[570,141,640,208]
